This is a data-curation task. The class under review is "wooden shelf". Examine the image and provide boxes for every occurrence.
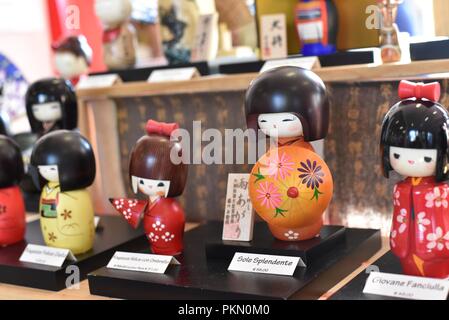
[76,59,449,99]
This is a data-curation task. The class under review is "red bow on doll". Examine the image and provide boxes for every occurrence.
[146,120,179,137]
[398,80,441,101]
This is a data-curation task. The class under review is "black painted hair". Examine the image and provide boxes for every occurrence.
[380,99,449,181]
[245,66,330,141]
[30,130,96,192]
[0,135,24,188]
[25,78,77,136]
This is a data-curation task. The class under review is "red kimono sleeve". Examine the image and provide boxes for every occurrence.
[414,184,449,260]
[109,198,148,228]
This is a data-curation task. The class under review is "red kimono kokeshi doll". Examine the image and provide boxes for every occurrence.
[110,120,188,255]
[381,80,449,278]
[0,135,26,246]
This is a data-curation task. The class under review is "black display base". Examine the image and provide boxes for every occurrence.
[88,221,382,300]
[0,216,146,291]
[206,225,346,265]
[329,251,448,300]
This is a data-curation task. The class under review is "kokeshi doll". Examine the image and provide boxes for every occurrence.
[30,130,96,255]
[110,120,188,255]
[0,135,26,246]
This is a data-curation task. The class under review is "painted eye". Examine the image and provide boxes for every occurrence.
[393,153,400,159]
[259,119,267,123]
[157,182,165,187]
[50,168,56,171]
[140,180,144,185]
[424,157,433,163]
[282,119,294,122]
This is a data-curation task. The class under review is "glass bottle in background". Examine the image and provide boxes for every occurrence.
[378,0,402,63]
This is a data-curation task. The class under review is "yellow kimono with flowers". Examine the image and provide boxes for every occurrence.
[39,182,95,255]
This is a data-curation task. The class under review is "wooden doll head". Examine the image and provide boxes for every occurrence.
[95,0,132,28]
[30,130,96,192]
[0,135,24,188]
[52,35,92,80]
[129,120,187,198]
[381,80,449,181]
[25,78,77,136]
[245,66,330,141]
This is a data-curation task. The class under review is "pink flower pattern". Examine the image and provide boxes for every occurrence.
[256,182,282,209]
[390,229,397,248]
[397,208,407,234]
[393,185,400,206]
[264,152,295,180]
[425,187,448,208]
[417,212,431,232]
[426,227,449,251]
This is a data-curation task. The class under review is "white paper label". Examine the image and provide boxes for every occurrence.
[107,251,180,274]
[363,271,449,300]
[228,252,304,276]
[260,56,320,73]
[260,14,288,60]
[222,174,254,242]
[19,244,76,267]
[148,67,199,83]
[77,74,121,89]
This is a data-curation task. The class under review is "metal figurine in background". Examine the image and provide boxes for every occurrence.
[378,0,402,63]
[381,80,449,278]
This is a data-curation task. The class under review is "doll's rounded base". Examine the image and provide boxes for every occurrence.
[267,219,323,242]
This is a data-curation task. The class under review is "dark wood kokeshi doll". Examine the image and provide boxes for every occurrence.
[25,78,77,138]
[110,120,188,255]
[0,135,26,246]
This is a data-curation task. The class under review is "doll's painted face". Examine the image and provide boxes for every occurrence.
[132,176,171,198]
[258,113,303,139]
[32,102,62,123]
[95,0,132,27]
[38,165,60,183]
[54,52,88,79]
[389,146,438,178]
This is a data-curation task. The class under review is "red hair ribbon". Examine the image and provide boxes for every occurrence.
[398,80,441,101]
[146,120,179,137]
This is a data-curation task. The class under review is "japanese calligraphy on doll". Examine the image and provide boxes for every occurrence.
[222,174,254,241]
[260,14,288,60]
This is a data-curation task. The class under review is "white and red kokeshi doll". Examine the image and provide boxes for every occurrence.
[381,80,449,278]
[0,135,26,246]
[94,0,137,70]
[110,120,188,255]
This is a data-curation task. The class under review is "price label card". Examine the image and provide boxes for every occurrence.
[260,56,321,73]
[148,67,199,83]
[19,244,76,267]
[228,252,305,276]
[107,251,180,274]
[363,271,449,300]
[77,74,121,89]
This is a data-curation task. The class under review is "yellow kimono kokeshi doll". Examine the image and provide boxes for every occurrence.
[30,130,96,255]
